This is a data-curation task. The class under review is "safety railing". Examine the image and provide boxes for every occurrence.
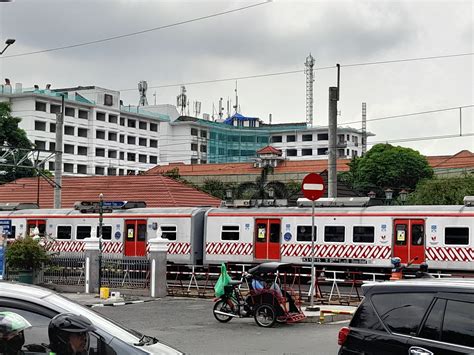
[40,254,86,286]
[100,255,150,289]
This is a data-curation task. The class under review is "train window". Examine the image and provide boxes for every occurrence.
[57,226,72,239]
[269,223,280,243]
[137,224,147,242]
[9,226,16,239]
[324,226,345,242]
[412,224,424,246]
[161,226,177,240]
[221,226,239,241]
[445,227,469,245]
[297,226,317,242]
[76,226,91,239]
[353,226,374,243]
[395,224,407,245]
[96,226,112,240]
[27,220,46,237]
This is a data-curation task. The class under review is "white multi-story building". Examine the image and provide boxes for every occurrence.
[0,81,372,176]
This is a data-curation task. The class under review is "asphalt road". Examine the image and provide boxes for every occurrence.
[95,297,346,355]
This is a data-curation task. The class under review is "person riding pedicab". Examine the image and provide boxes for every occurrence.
[0,311,32,355]
[48,313,95,355]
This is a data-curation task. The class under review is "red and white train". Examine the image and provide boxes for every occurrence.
[1,198,473,271]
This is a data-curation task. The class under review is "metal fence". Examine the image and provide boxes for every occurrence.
[100,255,150,289]
[40,254,86,286]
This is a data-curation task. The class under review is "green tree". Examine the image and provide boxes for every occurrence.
[0,102,34,183]
[201,178,228,200]
[341,144,433,198]
[409,174,474,205]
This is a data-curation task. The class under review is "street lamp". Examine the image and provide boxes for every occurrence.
[384,188,393,205]
[399,189,408,205]
[367,191,376,199]
[225,189,233,200]
[0,39,15,55]
[98,193,104,292]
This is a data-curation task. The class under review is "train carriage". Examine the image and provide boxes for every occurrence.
[203,203,474,271]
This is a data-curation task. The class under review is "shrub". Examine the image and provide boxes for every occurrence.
[5,237,49,270]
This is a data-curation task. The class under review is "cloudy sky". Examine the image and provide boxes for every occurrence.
[1,0,472,157]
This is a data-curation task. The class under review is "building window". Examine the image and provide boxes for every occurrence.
[324,226,345,242]
[241,136,255,143]
[95,166,105,175]
[257,136,269,144]
[119,134,125,143]
[353,226,375,243]
[49,162,55,171]
[34,140,46,150]
[108,150,117,158]
[96,112,106,121]
[271,136,282,143]
[139,138,147,146]
[78,110,88,119]
[127,119,136,128]
[150,123,158,132]
[65,107,75,117]
[191,143,198,151]
[139,121,147,130]
[35,101,47,112]
[317,148,328,155]
[35,121,46,131]
[64,126,75,136]
[96,130,105,139]
[286,149,297,157]
[221,225,239,240]
[287,135,296,142]
[201,159,207,164]
[64,144,74,154]
[95,148,105,157]
[149,156,157,164]
[64,163,74,173]
[107,168,116,176]
[77,128,88,137]
[118,169,124,176]
[200,130,207,138]
[150,139,158,148]
[119,152,124,160]
[108,132,117,141]
[317,133,328,140]
[297,226,317,242]
[50,104,61,114]
[445,227,469,245]
[77,146,87,155]
[191,128,198,136]
[120,117,125,126]
[127,169,135,175]
[108,114,118,124]
[77,165,87,174]
[302,134,312,141]
[127,136,136,145]
[200,145,207,153]
[302,148,312,156]
[49,142,56,152]
[139,154,147,163]
[191,158,198,164]
[127,153,136,161]
[104,94,113,106]
[49,123,56,133]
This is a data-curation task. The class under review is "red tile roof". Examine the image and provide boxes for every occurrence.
[426,150,474,169]
[0,175,221,208]
[257,146,282,155]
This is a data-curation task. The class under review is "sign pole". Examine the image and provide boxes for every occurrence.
[310,200,316,308]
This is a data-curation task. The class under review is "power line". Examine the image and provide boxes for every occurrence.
[118,52,474,91]
[368,132,474,146]
[1,1,271,59]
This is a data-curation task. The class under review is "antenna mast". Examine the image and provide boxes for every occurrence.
[233,81,239,114]
[176,86,187,115]
[362,102,367,155]
[304,54,315,126]
[138,81,148,106]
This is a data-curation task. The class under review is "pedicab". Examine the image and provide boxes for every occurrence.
[213,262,306,327]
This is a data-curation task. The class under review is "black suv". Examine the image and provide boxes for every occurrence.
[338,279,474,355]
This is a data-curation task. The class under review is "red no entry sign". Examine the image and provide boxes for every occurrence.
[302,173,325,201]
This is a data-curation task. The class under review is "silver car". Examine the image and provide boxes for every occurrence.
[0,282,183,354]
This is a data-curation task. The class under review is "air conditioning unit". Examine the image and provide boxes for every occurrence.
[233,199,251,207]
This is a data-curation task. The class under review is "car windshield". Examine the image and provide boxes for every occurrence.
[45,294,142,344]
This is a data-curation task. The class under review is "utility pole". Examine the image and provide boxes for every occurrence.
[54,94,64,208]
[328,65,340,198]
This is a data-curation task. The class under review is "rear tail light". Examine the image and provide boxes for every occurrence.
[338,326,350,346]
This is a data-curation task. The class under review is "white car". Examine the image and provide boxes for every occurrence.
[0,282,183,354]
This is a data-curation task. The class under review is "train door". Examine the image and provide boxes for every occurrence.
[393,219,425,265]
[26,219,46,237]
[124,220,147,257]
[254,219,281,261]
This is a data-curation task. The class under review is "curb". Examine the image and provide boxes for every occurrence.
[89,299,151,308]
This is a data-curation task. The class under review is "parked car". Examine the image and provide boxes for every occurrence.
[0,281,183,354]
[338,279,474,355]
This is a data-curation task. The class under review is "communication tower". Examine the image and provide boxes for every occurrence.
[362,102,367,155]
[177,86,187,115]
[304,54,315,126]
[138,81,148,106]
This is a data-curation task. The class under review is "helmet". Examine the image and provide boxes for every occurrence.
[419,263,429,272]
[0,312,31,354]
[391,257,401,267]
[0,311,31,338]
[48,313,95,354]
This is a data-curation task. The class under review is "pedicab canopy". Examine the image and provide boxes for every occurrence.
[248,262,291,275]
